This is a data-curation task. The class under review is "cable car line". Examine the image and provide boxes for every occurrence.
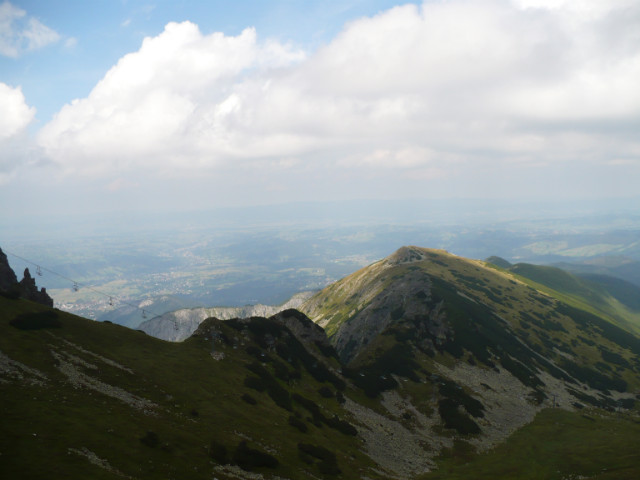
[3,249,170,324]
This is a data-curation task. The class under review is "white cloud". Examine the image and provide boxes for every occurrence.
[341,148,435,169]
[0,82,37,183]
[0,1,60,57]
[38,21,306,175]
[106,177,139,192]
[36,1,640,197]
[64,37,77,48]
[0,82,34,139]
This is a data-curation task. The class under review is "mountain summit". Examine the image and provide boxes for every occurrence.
[302,245,638,404]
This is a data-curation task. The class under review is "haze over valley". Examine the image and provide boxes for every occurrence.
[3,200,639,328]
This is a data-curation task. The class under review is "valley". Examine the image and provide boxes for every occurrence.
[3,207,639,329]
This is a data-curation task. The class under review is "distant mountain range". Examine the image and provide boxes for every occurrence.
[144,249,640,344]
[137,291,314,341]
[1,246,639,479]
[554,256,640,289]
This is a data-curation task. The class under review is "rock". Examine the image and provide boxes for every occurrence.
[0,248,53,307]
[270,308,338,359]
[0,248,18,293]
[19,268,54,307]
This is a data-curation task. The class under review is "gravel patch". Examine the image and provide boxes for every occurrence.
[68,447,131,478]
[344,392,448,479]
[59,338,135,374]
[435,362,540,451]
[0,349,47,386]
[51,349,156,412]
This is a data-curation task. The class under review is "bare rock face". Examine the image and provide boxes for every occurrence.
[270,308,337,358]
[0,248,18,293]
[19,268,54,307]
[331,269,451,364]
[0,249,53,307]
[271,309,326,342]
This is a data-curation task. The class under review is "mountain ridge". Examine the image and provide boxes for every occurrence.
[486,258,640,336]
[137,291,314,341]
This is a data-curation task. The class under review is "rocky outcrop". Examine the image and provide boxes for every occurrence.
[0,248,18,293]
[270,308,337,358]
[330,268,451,363]
[387,245,431,265]
[0,248,53,307]
[18,268,54,307]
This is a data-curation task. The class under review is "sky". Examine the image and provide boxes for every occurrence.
[1,0,639,225]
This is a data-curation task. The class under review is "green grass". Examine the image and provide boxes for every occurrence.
[499,263,640,337]
[422,409,640,480]
[0,297,380,479]
[5,246,640,480]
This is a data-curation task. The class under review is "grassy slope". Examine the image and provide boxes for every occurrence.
[422,408,640,480]
[305,247,640,394]
[500,263,640,336]
[0,297,376,480]
[302,247,640,478]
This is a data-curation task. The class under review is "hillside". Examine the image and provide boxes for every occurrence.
[2,245,640,479]
[0,297,377,479]
[301,247,640,442]
[486,260,640,336]
[555,256,640,288]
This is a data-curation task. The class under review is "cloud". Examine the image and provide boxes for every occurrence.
[36,1,640,197]
[38,21,306,175]
[106,177,140,192]
[0,1,60,57]
[341,148,436,169]
[0,82,37,182]
[64,37,77,48]
[0,82,34,138]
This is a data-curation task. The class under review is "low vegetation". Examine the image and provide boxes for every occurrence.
[423,409,640,480]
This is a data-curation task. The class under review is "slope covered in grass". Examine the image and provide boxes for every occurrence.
[499,262,640,336]
[3,245,640,480]
[422,408,640,480]
[0,297,374,479]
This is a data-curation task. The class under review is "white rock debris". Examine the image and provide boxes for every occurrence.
[0,349,48,386]
[68,447,131,478]
[343,393,448,480]
[51,348,157,412]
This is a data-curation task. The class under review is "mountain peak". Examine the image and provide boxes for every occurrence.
[486,255,512,269]
[0,247,53,307]
[0,247,18,292]
[387,246,449,265]
[302,245,640,403]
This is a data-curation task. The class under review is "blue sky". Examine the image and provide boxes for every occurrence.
[1,0,639,224]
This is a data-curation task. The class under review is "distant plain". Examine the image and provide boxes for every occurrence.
[3,200,639,327]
